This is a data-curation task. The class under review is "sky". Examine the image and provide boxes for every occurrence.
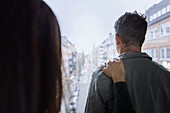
[44,0,162,53]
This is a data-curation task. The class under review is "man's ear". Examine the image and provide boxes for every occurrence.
[115,34,120,45]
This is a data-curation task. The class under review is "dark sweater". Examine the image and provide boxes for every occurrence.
[114,82,136,113]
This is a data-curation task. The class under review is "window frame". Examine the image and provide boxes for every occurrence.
[160,47,170,61]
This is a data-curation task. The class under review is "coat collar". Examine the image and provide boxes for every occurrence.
[119,51,152,60]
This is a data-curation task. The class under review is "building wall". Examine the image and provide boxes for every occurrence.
[61,36,77,80]
[145,0,170,26]
[143,0,170,70]
[91,33,118,69]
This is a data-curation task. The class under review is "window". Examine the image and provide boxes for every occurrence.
[160,26,163,36]
[167,48,170,58]
[146,27,157,40]
[167,5,170,12]
[153,13,157,19]
[160,21,170,37]
[162,7,166,15]
[62,54,69,60]
[157,10,161,17]
[150,16,153,21]
[143,48,157,60]
[161,48,164,58]
[69,55,72,59]
[160,47,170,60]
[151,31,153,38]
[151,49,154,58]
[166,27,170,33]
[155,30,157,37]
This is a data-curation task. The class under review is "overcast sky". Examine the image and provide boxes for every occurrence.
[44,0,162,53]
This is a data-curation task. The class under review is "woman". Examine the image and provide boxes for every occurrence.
[0,1,62,113]
[101,59,136,113]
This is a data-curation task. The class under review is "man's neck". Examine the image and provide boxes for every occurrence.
[119,46,141,54]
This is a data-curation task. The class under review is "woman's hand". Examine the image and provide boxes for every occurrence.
[101,59,125,83]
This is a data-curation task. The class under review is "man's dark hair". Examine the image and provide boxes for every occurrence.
[114,11,147,47]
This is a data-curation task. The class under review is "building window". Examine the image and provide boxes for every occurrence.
[156,49,157,58]
[146,27,157,40]
[150,16,153,21]
[155,30,157,37]
[167,48,170,58]
[167,5,170,12]
[160,47,170,60]
[151,49,154,58]
[161,48,164,58]
[143,48,157,60]
[159,21,170,37]
[151,31,153,38]
[160,26,163,36]
[157,10,161,17]
[166,27,170,33]
[162,7,166,15]
[153,13,157,19]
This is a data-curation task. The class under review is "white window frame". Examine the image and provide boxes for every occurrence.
[167,48,170,59]
[160,47,170,61]
[167,5,170,12]
[157,10,161,17]
[143,48,158,60]
[166,27,170,34]
[159,21,170,37]
[160,26,164,36]
[162,7,166,15]
[150,16,153,21]
[146,27,157,40]
[153,13,157,20]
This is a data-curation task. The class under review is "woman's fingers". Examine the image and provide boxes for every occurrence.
[101,63,112,77]
[113,58,119,62]
[100,58,125,83]
[101,65,105,71]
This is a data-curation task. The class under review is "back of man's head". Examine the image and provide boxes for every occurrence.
[114,11,147,47]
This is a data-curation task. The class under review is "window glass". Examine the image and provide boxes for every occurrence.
[167,5,170,12]
[151,31,153,38]
[151,49,154,58]
[155,49,157,58]
[157,10,161,17]
[155,30,157,37]
[150,16,153,21]
[166,27,170,33]
[161,48,164,58]
[162,7,166,15]
[167,48,170,58]
[154,13,157,19]
[160,26,163,36]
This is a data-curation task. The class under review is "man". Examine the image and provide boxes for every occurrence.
[85,11,170,113]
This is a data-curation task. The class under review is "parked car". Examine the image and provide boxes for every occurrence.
[72,90,79,97]
[69,86,80,111]
[75,86,80,92]
[69,97,77,111]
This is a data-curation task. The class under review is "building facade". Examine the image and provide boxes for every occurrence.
[60,36,77,113]
[91,33,118,69]
[143,0,170,70]
[61,36,77,79]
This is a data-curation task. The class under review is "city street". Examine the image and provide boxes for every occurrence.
[76,68,92,113]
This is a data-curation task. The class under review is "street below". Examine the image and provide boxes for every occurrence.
[76,68,92,113]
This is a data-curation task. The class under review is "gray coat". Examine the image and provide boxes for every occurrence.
[85,51,170,113]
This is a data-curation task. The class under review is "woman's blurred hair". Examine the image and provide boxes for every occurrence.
[0,1,62,113]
